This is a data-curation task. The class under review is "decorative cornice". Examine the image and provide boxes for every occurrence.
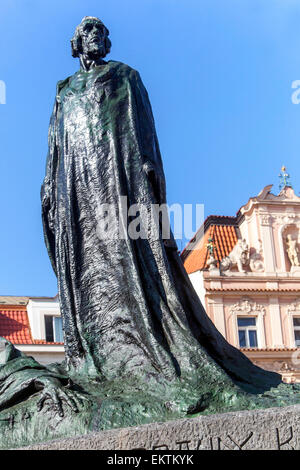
[287,298,300,315]
[258,211,300,227]
[260,214,272,226]
[273,213,300,225]
[229,298,265,315]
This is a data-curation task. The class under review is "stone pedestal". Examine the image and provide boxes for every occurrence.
[24,405,300,450]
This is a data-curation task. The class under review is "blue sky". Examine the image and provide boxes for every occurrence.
[0,0,300,295]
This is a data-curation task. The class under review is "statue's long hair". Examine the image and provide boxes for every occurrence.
[71,16,111,58]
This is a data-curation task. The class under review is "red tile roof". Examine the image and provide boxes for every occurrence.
[182,226,213,275]
[182,218,238,274]
[0,306,63,346]
[33,340,63,345]
[241,347,298,352]
[0,307,33,344]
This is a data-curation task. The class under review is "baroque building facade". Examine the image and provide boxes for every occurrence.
[181,183,300,383]
[1,181,300,380]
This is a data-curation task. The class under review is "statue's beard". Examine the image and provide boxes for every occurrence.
[83,42,106,60]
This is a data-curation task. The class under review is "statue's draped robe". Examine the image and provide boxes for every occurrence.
[40,60,281,396]
[1,62,300,451]
[0,339,68,412]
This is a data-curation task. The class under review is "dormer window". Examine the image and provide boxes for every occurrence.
[45,315,63,342]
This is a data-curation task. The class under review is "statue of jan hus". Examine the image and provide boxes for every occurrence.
[0,18,298,436]
[41,16,280,394]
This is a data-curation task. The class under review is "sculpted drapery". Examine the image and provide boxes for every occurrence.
[41,55,281,394]
[0,17,298,449]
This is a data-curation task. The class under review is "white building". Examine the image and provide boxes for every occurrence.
[0,295,64,365]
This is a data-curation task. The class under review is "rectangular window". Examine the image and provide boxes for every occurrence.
[237,317,258,348]
[45,316,64,342]
[293,317,300,347]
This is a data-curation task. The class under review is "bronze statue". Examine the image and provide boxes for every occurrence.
[0,17,298,449]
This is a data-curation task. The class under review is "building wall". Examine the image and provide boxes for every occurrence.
[186,185,300,383]
[17,347,65,365]
[0,297,65,365]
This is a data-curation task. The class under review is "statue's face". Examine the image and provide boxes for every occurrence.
[80,20,106,59]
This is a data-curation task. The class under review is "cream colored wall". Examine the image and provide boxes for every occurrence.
[207,293,300,350]
[27,298,61,341]
[17,344,65,365]
[189,271,206,308]
[189,269,228,330]
[280,299,300,348]
[25,298,65,365]
[23,352,65,365]
[221,298,267,348]
[263,305,273,347]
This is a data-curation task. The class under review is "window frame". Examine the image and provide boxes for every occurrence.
[293,316,300,347]
[286,302,300,348]
[237,317,258,348]
[229,299,266,349]
[44,314,63,343]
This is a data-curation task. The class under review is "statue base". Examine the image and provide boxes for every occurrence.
[22,404,299,450]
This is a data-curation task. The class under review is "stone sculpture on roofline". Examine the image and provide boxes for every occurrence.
[0,17,299,449]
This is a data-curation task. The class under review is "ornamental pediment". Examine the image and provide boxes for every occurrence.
[229,298,266,315]
[264,186,300,202]
[240,185,300,216]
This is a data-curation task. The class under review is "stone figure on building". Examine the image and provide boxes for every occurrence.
[285,234,300,267]
[220,238,250,273]
[206,237,218,272]
[249,240,264,273]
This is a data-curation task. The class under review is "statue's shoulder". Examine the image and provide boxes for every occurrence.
[54,63,140,100]
[56,76,72,95]
[107,60,139,79]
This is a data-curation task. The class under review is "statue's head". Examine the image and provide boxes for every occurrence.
[71,17,111,60]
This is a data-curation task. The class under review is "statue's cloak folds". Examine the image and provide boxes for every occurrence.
[41,61,280,395]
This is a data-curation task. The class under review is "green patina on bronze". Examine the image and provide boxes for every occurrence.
[0,17,299,449]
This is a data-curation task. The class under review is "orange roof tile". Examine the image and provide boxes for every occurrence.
[182,219,238,274]
[0,306,63,346]
[33,340,63,345]
[182,227,212,275]
[0,307,33,344]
